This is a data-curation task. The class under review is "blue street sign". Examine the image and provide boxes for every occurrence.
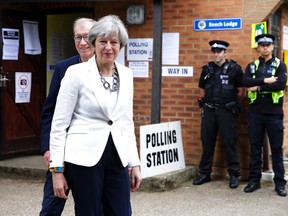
[194,18,242,31]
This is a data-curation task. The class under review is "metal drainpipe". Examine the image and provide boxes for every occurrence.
[151,0,162,124]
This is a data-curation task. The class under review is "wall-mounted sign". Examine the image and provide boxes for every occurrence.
[194,18,242,31]
[162,66,193,77]
[127,38,153,61]
[251,22,267,48]
[15,72,32,103]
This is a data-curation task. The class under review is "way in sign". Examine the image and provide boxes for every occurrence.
[167,68,189,74]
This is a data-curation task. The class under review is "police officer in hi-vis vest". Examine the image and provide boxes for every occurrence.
[194,40,243,189]
[243,34,287,197]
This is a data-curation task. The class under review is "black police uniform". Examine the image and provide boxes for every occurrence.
[197,49,243,178]
[243,52,287,187]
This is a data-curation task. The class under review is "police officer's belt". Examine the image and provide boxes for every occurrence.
[204,103,226,110]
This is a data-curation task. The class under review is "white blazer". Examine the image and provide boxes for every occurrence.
[49,56,140,168]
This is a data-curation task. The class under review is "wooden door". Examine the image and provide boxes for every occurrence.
[0,10,46,156]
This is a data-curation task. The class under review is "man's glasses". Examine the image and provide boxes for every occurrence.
[73,35,89,43]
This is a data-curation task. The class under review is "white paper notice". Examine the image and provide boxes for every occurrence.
[129,61,149,78]
[116,47,125,65]
[162,33,179,65]
[23,20,42,55]
[2,28,20,60]
[283,25,288,50]
[15,72,32,103]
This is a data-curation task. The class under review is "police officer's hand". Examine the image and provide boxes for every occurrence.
[247,86,258,91]
[264,77,277,84]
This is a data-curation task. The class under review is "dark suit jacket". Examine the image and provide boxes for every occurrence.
[41,54,80,154]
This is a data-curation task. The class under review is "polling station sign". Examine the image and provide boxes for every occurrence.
[127,38,153,61]
[194,18,242,31]
[140,121,186,178]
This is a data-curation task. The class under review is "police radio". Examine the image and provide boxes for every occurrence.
[250,63,255,75]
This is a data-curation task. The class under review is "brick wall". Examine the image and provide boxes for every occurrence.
[127,0,288,178]
[35,0,288,177]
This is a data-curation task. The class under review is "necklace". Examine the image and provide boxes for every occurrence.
[98,64,120,92]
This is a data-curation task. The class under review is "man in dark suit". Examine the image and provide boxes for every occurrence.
[39,17,96,216]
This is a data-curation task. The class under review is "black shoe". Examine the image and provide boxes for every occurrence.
[275,185,287,197]
[229,176,239,189]
[193,174,211,185]
[244,182,261,193]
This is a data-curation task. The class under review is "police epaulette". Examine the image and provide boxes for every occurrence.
[202,62,213,69]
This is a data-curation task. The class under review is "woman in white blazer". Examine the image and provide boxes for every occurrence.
[49,15,141,216]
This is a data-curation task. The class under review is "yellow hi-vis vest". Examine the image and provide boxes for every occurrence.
[248,57,284,104]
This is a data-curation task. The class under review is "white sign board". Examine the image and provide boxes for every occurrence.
[15,72,32,103]
[2,28,20,60]
[283,25,288,50]
[162,66,193,77]
[140,121,186,178]
[162,32,179,65]
[127,38,153,61]
[129,61,149,78]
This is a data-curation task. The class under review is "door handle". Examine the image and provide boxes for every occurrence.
[0,74,9,87]
[0,66,10,87]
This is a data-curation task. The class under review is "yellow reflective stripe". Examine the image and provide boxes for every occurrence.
[248,58,282,104]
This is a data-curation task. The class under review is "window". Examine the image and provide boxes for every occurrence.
[271,10,281,57]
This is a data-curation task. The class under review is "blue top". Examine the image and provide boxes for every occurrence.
[40,54,80,154]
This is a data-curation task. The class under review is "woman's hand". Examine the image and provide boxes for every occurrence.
[52,172,69,199]
[130,166,142,192]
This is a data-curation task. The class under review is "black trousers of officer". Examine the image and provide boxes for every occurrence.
[64,134,131,216]
[248,112,286,186]
[199,106,240,177]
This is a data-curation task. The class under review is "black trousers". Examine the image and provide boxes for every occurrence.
[65,134,131,216]
[39,170,67,216]
[199,107,240,176]
[248,112,286,186]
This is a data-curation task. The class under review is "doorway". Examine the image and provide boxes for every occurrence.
[0,9,93,157]
[46,12,93,94]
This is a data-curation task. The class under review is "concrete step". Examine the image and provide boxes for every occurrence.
[0,155,196,192]
[261,159,288,182]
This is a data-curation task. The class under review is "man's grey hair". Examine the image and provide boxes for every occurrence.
[73,17,97,33]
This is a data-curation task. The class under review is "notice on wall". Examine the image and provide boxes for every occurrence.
[127,38,153,61]
[162,32,179,65]
[116,47,125,65]
[23,20,42,55]
[15,72,32,103]
[283,25,288,50]
[2,28,19,60]
[140,121,186,178]
[129,61,149,78]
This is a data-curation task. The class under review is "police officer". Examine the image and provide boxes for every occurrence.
[243,34,287,197]
[193,40,243,188]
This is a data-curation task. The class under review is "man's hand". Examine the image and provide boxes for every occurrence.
[130,166,142,192]
[264,77,277,84]
[247,86,258,91]
[43,150,50,167]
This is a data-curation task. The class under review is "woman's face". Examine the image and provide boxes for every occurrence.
[95,35,120,64]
